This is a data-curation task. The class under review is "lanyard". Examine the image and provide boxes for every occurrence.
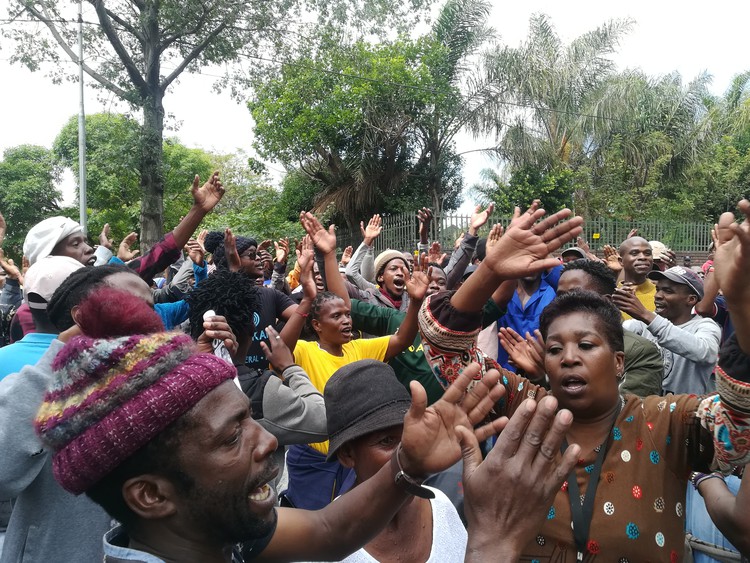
[562,400,622,562]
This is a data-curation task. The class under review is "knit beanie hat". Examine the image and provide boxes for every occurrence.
[374,249,407,280]
[204,231,258,269]
[34,331,237,494]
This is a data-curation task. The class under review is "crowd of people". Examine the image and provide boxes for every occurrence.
[0,172,748,563]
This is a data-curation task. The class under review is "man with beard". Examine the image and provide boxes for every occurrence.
[33,299,519,563]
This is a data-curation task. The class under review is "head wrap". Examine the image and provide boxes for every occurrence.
[203,231,258,270]
[417,291,493,391]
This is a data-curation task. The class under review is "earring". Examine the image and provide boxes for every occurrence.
[616,371,624,381]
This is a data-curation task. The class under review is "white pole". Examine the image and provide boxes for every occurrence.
[77,0,87,235]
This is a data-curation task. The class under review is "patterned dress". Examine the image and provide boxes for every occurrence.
[495,369,749,562]
[416,292,750,562]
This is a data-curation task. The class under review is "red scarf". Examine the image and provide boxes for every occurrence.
[379,287,402,309]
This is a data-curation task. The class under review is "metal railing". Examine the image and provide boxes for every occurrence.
[333,211,714,255]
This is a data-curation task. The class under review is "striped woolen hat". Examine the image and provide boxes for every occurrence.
[34,331,237,495]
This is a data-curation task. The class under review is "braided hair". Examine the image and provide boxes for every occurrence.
[47,265,141,332]
[203,231,258,270]
[187,269,259,339]
[305,291,345,340]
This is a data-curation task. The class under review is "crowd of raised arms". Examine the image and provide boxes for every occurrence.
[0,172,748,563]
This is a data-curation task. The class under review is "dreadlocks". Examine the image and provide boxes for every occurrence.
[187,269,259,339]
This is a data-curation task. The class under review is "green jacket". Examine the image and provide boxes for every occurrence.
[621,329,664,397]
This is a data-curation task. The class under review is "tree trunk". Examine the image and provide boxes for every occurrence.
[139,91,165,252]
[139,2,164,253]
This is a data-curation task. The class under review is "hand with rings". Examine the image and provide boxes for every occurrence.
[260,326,295,375]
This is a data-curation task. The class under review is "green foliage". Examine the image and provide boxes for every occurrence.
[53,113,213,241]
[0,145,63,259]
[4,0,438,246]
[472,166,573,214]
[249,0,497,227]
[200,153,304,241]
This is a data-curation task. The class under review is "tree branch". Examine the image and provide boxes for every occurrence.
[91,0,148,95]
[103,7,144,44]
[160,3,211,52]
[21,2,131,100]
[160,20,231,90]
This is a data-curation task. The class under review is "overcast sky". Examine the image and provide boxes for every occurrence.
[1,0,747,210]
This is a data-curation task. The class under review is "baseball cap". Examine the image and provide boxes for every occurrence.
[648,266,704,299]
[23,256,85,310]
[561,247,587,260]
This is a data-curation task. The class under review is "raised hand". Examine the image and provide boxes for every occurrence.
[627,228,639,239]
[258,239,273,253]
[499,327,545,381]
[360,214,383,246]
[714,200,750,350]
[612,283,654,323]
[399,363,505,477]
[196,229,208,253]
[117,232,140,261]
[258,249,273,271]
[299,211,337,255]
[0,211,5,247]
[469,203,495,236]
[662,248,677,269]
[274,238,290,264]
[191,171,225,213]
[405,253,430,302]
[196,314,238,357]
[417,207,434,244]
[296,235,317,300]
[0,249,22,282]
[486,223,504,250]
[484,204,583,280]
[224,228,241,272]
[602,244,622,273]
[339,245,353,267]
[99,223,114,250]
[186,239,205,266]
[427,241,446,265]
[458,396,579,561]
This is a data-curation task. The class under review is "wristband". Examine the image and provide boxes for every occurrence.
[391,444,434,499]
[296,311,309,318]
[690,471,725,491]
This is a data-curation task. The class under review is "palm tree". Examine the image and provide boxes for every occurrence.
[480,14,633,171]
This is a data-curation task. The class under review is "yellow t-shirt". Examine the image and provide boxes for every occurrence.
[618,279,656,320]
[294,336,390,454]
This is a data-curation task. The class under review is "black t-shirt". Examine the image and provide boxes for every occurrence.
[245,287,295,370]
[240,508,278,560]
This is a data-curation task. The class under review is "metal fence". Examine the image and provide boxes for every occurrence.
[333,211,714,255]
